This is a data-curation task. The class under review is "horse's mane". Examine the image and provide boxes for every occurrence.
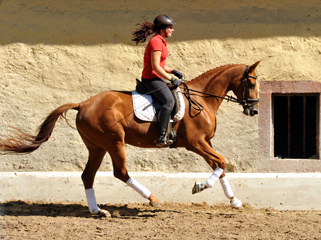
[191,64,240,82]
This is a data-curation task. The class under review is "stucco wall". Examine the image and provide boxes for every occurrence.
[0,0,320,172]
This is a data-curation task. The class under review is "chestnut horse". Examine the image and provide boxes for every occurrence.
[0,61,260,217]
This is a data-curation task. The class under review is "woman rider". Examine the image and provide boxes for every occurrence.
[132,14,183,147]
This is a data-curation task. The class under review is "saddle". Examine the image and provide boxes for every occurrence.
[135,79,181,119]
[133,79,185,148]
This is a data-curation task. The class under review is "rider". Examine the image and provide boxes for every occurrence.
[132,14,183,147]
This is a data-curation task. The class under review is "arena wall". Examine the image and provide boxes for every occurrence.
[1,0,320,173]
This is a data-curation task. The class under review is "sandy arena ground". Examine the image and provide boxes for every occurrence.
[1,201,320,239]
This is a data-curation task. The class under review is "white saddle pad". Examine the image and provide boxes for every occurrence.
[132,88,185,122]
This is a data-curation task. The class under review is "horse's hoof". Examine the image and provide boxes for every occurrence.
[230,197,242,208]
[192,182,205,194]
[95,209,111,218]
[149,200,161,208]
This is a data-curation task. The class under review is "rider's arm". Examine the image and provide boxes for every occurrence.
[165,65,174,74]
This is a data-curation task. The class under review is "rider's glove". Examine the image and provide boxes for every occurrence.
[170,77,181,89]
[172,69,183,79]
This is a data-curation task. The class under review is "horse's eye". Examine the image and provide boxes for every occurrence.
[248,82,256,89]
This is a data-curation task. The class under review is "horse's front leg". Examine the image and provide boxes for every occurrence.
[218,174,242,208]
[189,140,242,208]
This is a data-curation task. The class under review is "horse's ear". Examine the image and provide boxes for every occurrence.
[249,60,261,72]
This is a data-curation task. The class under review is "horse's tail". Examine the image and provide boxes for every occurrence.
[0,103,80,154]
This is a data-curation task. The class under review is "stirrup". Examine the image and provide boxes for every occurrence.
[156,134,172,147]
[166,138,173,146]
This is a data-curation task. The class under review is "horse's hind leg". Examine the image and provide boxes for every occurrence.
[80,135,111,217]
[109,141,160,207]
[82,148,112,217]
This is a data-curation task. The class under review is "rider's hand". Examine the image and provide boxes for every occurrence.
[172,69,183,79]
[170,77,180,89]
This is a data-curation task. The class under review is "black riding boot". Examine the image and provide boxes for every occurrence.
[156,107,173,147]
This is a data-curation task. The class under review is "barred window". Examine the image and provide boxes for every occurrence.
[273,94,317,159]
[258,81,321,172]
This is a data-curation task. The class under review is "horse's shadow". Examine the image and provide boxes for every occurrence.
[0,200,166,219]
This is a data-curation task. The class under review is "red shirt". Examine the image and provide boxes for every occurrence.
[142,34,168,79]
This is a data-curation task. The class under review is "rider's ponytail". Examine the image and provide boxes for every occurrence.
[132,18,154,45]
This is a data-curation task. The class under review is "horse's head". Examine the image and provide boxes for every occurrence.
[233,61,260,116]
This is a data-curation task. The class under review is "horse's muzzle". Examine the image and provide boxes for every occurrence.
[243,104,259,116]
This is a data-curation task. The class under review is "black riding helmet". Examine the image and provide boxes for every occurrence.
[153,15,176,37]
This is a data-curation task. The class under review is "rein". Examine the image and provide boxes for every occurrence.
[182,65,259,117]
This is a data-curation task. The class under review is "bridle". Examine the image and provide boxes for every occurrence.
[236,65,259,109]
[182,65,259,117]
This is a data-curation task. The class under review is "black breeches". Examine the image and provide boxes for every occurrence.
[141,77,175,111]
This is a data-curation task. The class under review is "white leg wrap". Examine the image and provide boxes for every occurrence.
[219,177,235,199]
[126,177,151,199]
[85,188,100,214]
[204,167,223,188]
[230,197,242,208]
